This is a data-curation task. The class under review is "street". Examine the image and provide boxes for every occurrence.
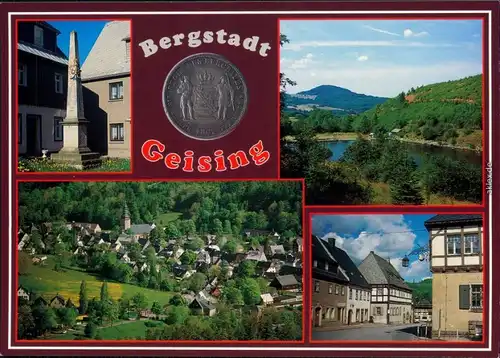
[312,324,424,341]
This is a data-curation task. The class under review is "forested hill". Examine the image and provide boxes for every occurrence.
[18,182,302,236]
[406,278,432,304]
[353,75,482,149]
[285,85,389,114]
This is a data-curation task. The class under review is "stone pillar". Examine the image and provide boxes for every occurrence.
[52,31,101,169]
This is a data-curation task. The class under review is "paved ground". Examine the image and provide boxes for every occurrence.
[312,324,423,341]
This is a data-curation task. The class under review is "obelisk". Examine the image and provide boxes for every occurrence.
[52,31,102,169]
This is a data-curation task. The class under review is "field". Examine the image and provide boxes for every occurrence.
[19,256,174,305]
[156,212,182,225]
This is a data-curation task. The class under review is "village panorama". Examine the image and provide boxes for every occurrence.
[16,181,303,341]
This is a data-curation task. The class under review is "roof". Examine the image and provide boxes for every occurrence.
[272,274,299,287]
[358,251,411,291]
[81,21,130,81]
[190,296,216,310]
[391,128,402,133]
[319,238,370,289]
[261,293,274,302]
[36,21,62,35]
[18,41,68,65]
[312,235,350,284]
[130,224,153,235]
[424,214,483,228]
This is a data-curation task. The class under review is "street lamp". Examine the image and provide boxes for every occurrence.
[402,244,430,267]
[402,255,410,268]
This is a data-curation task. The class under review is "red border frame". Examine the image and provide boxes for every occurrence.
[307,211,488,347]
[12,178,306,346]
[278,15,488,210]
[14,17,134,176]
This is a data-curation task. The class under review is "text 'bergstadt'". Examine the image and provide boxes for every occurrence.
[138,29,272,58]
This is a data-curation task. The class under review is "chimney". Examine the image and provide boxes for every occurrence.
[328,237,336,248]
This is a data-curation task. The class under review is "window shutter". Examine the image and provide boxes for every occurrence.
[459,285,470,310]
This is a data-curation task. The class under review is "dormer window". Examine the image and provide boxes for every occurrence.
[34,25,44,47]
[325,262,329,271]
[313,260,318,268]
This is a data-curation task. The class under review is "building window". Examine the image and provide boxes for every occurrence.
[447,235,462,255]
[34,25,44,47]
[341,286,345,295]
[18,64,27,86]
[349,288,353,300]
[355,290,358,300]
[328,284,333,294]
[375,307,382,316]
[471,285,483,309]
[377,288,383,296]
[325,262,329,271]
[314,280,320,293]
[459,284,483,310]
[18,114,22,144]
[110,123,124,141]
[335,285,339,295]
[109,81,124,100]
[464,234,480,254]
[54,117,63,141]
[367,293,370,301]
[125,40,131,61]
[313,260,318,268]
[54,73,63,94]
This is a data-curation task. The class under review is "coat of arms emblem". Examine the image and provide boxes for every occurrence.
[193,71,218,120]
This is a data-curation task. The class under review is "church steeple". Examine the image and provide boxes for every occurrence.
[121,202,131,231]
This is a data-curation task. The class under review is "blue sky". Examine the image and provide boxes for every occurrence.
[48,21,108,63]
[312,214,435,282]
[280,19,483,97]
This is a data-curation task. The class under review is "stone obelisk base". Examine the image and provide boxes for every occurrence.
[51,121,102,170]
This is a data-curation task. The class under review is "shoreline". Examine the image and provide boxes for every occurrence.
[284,132,482,153]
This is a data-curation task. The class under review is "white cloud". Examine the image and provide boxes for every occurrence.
[364,25,401,37]
[287,53,315,69]
[317,215,431,281]
[283,61,482,97]
[472,33,480,38]
[283,39,449,51]
[403,29,430,38]
[319,215,416,264]
[357,55,369,62]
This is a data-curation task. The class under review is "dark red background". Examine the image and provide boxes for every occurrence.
[1,1,499,357]
[132,15,278,178]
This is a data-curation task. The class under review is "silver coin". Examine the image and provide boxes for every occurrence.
[162,53,249,141]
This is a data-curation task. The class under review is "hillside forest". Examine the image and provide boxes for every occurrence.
[280,34,482,206]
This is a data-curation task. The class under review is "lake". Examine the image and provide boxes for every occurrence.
[326,140,482,167]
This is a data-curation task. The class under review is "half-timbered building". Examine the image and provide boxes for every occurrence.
[358,251,413,324]
[424,214,483,338]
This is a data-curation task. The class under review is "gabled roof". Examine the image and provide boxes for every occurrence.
[358,251,411,291]
[271,274,299,287]
[81,21,130,81]
[319,237,370,289]
[130,224,154,235]
[424,214,483,228]
[312,235,349,284]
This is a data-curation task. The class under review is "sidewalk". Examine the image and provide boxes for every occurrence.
[313,321,394,332]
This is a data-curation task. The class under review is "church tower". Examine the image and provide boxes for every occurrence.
[121,202,131,231]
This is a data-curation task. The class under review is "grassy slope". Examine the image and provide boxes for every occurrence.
[371,182,476,206]
[156,212,182,225]
[354,75,482,148]
[19,257,173,305]
[406,278,432,303]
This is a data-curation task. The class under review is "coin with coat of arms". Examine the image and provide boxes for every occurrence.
[162,53,249,141]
